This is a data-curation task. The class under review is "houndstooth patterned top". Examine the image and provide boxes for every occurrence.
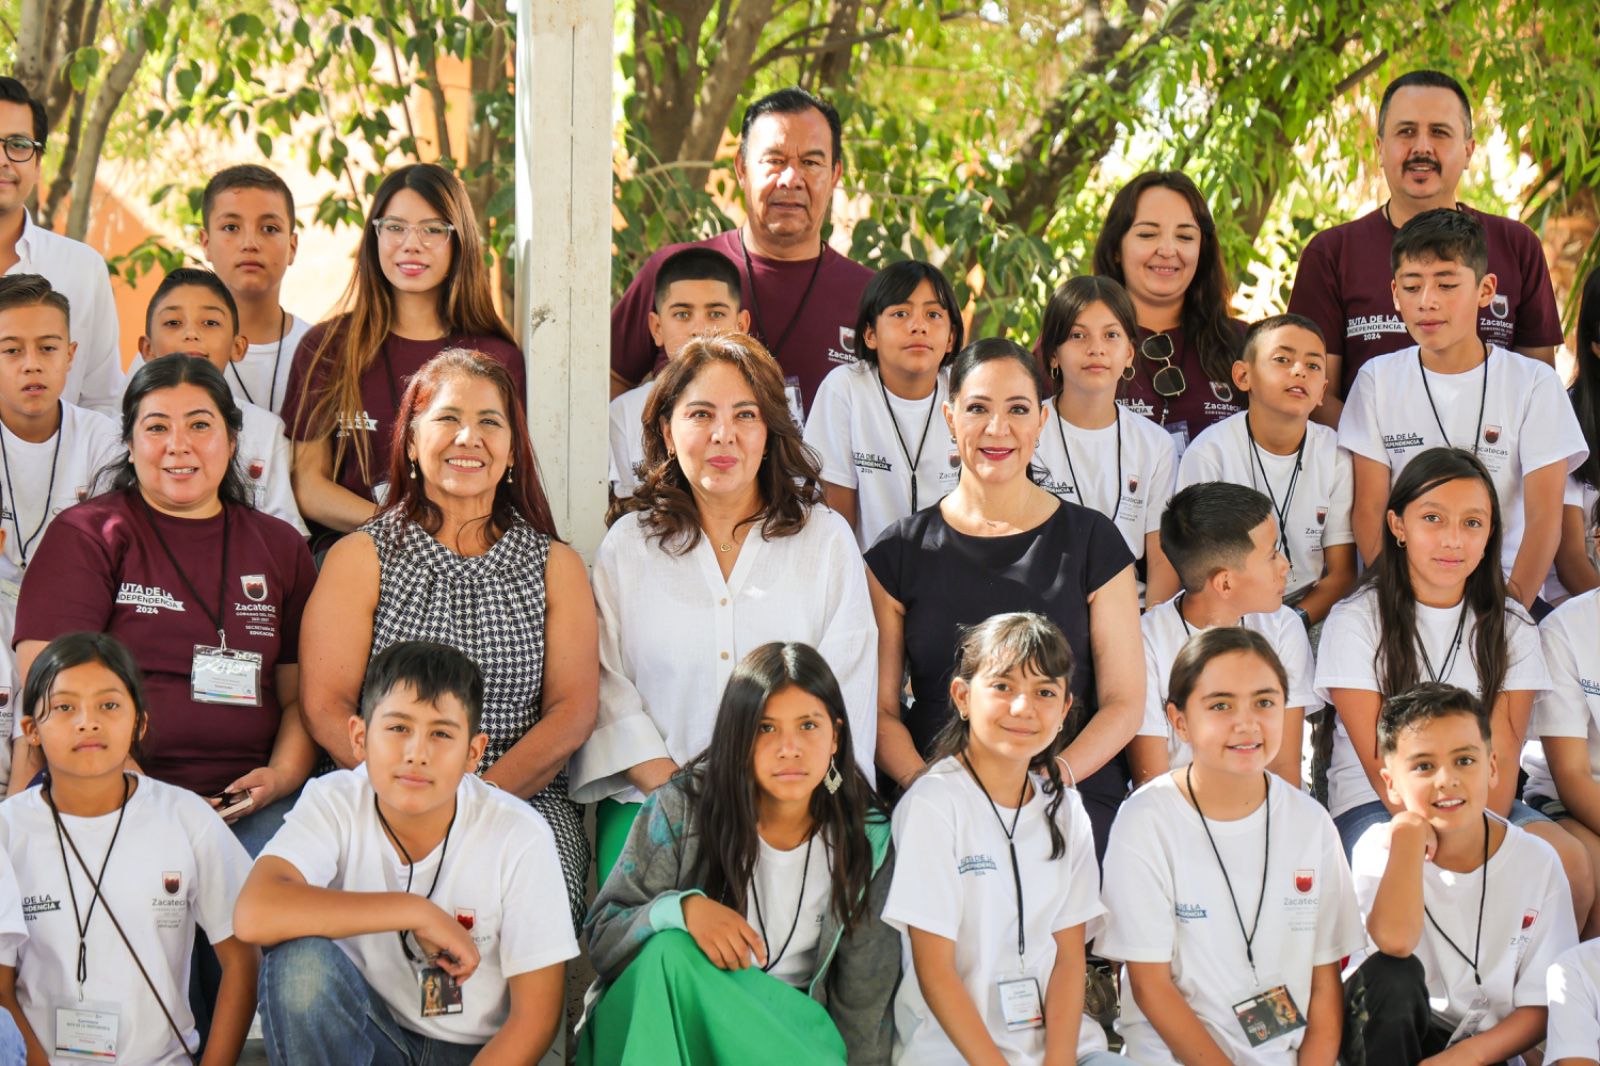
[364,508,589,930]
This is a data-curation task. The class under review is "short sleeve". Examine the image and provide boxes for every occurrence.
[1513,845,1580,1008]
[258,776,347,887]
[1322,445,1356,547]
[188,795,254,945]
[863,517,912,601]
[279,323,330,443]
[1504,608,1553,693]
[801,368,860,489]
[1347,820,1391,916]
[1313,596,1381,700]
[607,394,635,496]
[1546,942,1600,1062]
[1516,363,1589,479]
[497,818,582,975]
[1274,613,1321,712]
[1336,366,1388,466]
[1053,797,1108,935]
[1175,430,1224,489]
[1312,813,1367,965]
[272,527,318,667]
[1081,507,1135,595]
[882,786,963,940]
[1508,225,1564,349]
[1138,620,1170,738]
[1287,232,1347,359]
[1095,803,1176,963]
[1144,433,1178,537]
[1531,610,1593,741]
[13,509,117,647]
[0,846,25,962]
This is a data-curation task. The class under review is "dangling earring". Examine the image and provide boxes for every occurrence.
[504,465,514,483]
[824,757,843,795]
[408,460,418,480]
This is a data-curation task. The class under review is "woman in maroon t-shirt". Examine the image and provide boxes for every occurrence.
[282,163,525,543]
[1092,171,1245,452]
[11,356,317,853]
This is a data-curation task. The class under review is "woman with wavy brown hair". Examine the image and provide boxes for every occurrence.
[282,163,523,546]
[297,347,597,927]
[570,332,878,881]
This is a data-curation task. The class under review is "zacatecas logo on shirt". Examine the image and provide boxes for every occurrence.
[115,583,184,614]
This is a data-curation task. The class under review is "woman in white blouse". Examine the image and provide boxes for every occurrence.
[569,332,877,880]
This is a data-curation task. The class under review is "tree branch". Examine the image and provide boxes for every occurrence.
[404,0,453,160]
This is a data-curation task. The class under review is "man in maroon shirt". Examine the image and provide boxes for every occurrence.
[611,87,872,420]
[1289,69,1562,426]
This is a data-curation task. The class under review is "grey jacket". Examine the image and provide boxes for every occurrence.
[584,776,901,1063]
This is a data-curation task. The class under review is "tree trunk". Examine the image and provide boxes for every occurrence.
[65,6,164,241]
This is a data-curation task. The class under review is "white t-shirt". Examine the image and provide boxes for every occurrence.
[1315,589,1549,816]
[1546,938,1600,1062]
[238,401,307,536]
[884,757,1106,1065]
[0,565,19,788]
[1339,345,1587,576]
[1179,412,1354,600]
[607,381,655,499]
[569,508,877,805]
[1350,816,1577,1029]
[1522,588,1600,802]
[229,313,312,416]
[1136,596,1320,769]
[0,777,251,1066]
[1543,474,1600,603]
[745,834,832,988]
[1032,401,1177,571]
[1098,774,1364,1066]
[0,402,123,571]
[260,768,579,1043]
[803,364,959,550]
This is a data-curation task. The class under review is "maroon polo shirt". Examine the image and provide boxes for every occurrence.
[1116,321,1248,446]
[610,229,873,417]
[15,491,317,795]
[281,321,526,501]
[1287,205,1562,396]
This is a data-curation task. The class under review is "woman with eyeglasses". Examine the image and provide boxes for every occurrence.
[281,163,524,544]
[1093,171,1246,457]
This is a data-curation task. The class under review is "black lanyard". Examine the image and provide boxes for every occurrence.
[1175,591,1242,637]
[1058,405,1123,522]
[738,230,824,362]
[1423,812,1490,985]
[0,400,63,566]
[1417,348,1489,456]
[960,752,1030,960]
[877,373,940,512]
[375,795,458,965]
[137,493,231,647]
[750,832,814,974]
[1244,416,1304,567]
[45,773,131,988]
[228,310,287,410]
[1187,766,1271,983]
[1418,603,1470,683]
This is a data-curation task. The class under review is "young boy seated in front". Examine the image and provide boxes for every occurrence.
[1344,683,1578,1065]
[608,247,748,498]
[1179,312,1357,628]
[1339,208,1586,610]
[137,267,308,535]
[1129,481,1319,787]
[234,640,577,1065]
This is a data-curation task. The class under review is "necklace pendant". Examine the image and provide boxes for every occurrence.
[719,541,733,553]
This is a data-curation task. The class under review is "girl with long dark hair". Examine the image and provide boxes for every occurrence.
[884,613,1115,1066]
[580,642,897,1065]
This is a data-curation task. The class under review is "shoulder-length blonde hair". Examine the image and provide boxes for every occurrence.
[295,163,515,485]
[620,332,821,553]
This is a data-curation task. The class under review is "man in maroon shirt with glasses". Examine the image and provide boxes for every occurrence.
[610,87,872,423]
[1289,69,1562,427]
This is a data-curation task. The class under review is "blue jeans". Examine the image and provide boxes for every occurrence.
[259,937,482,1066]
[0,1008,23,1066]
[1335,798,1551,860]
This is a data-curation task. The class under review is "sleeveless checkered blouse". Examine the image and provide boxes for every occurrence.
[364,509,589,930]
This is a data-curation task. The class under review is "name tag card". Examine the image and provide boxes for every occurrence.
[55,1002,119,1062]
[998,974,1044,1032]
[419,965,464,1018]
[191,645,263,706]
[1231,979,1307,1048]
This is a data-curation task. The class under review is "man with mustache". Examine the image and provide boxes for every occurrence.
[1289,70,1561,427]
[611,87,873,422]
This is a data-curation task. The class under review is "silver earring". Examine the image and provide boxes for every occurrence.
[824,757,843,795]
[408,461,418,480]
[505,465,514,483]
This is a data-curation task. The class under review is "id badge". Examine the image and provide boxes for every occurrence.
[1167,420,1191,457]
[55,1001,119,1061]
[784,377,806,428]
[1231,980,1307,1048]
[419,964,464,1017]
[190,645,263,706]
[997,974,1044,1032]
[1447,993,1492,1045]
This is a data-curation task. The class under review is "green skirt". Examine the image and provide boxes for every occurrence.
[576,930,848,1066]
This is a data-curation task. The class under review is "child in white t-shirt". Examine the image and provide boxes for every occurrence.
[884,612,1114,1066]
[804,260,962,550]
[609,247,749,500]
[579,641,898,1065]
[1179,313,1356,625]
[1100,627,1363,1065]
[1132,482,1316,787]
[1339,208,1586,609]
[1547,938,1600,1064]
[1345,683,1577,1064]
[1033,275,1178,601]
[1550,270,1600,604]
[235,640,577,1063]
[0,632,255,1065]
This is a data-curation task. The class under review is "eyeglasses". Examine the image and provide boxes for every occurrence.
[372,218,455,248]
[1139,333,1186,398]
[1,135,43,164]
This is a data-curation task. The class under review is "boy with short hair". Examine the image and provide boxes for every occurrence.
[1345,683,1578,1064]
[235,640,577,1065]
[1339,208,1586,609]
[1130,482,1319,786]
[1179,313,1357,626]
[608,247,749,497]
[137,267,307,535]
